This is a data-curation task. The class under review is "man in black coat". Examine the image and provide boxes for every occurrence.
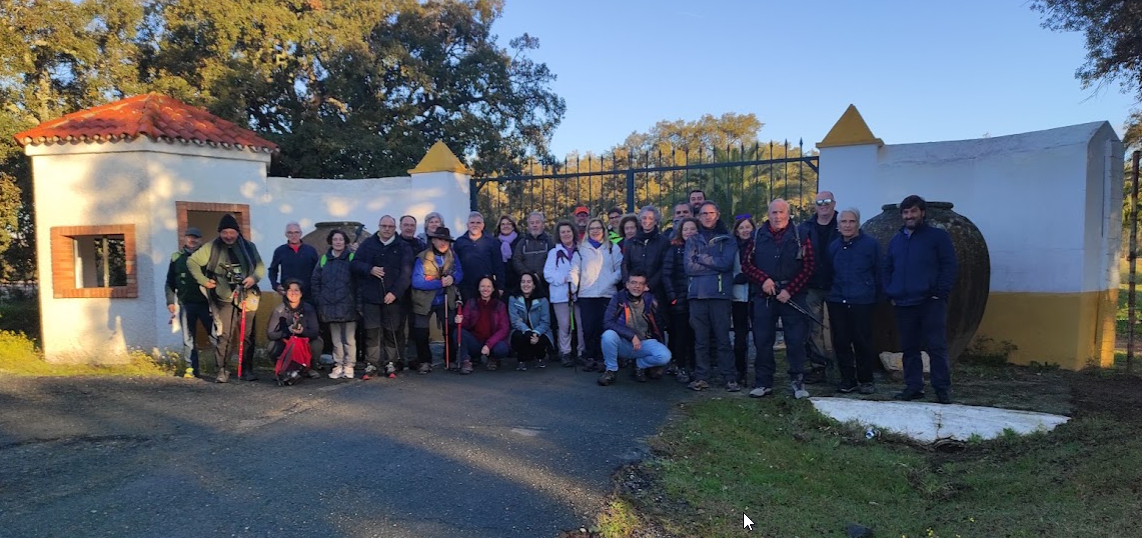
[453,211,506,300]
[396,215,427,367]
[268,222,320,300]
[797,191,840,384]
[352,215,414,378]
[622,205,670,301]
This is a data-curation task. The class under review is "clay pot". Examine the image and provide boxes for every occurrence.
[861,202,990,362]
[301,221,371,254]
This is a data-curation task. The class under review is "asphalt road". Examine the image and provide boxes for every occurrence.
[0,362,690,537]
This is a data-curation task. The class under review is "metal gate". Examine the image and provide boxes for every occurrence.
[472,140,819,223]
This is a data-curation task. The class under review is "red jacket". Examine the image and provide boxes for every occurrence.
[460,298,510,349]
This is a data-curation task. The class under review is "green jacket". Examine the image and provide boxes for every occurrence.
[187,237,266,303]
[165,247,208,305]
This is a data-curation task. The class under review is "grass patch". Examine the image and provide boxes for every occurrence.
[0,330,175,377]
[625,369,1142,537]
[0,299,39,343]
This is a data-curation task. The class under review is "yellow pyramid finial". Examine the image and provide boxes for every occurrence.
[408,140,473,175]
[817,105,883,148]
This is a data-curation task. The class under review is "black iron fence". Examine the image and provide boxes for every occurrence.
[472,140,819,224]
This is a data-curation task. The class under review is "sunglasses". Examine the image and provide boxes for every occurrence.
[815,198,835,206]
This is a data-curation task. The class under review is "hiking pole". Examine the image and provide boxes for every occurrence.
[773,288,824,327]
[237,285,248,378]
[443,290,451,371]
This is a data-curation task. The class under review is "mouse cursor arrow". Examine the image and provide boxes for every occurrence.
[744,514,754,530]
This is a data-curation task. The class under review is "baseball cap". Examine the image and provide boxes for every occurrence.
[573,206,590,216]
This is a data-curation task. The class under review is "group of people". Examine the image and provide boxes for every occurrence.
[165,189,958,404]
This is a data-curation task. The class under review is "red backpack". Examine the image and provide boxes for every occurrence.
[274,336,312,386]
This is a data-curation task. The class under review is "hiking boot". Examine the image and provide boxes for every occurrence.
[516,360,528,371]
[647,366,665,380]
[582,359,599,373]
[384,362,397,378]
[791,380,809,399]
[893,388,926,401]
[364,363,378,376]
[858,382,876,395]
[664,363,678,376]
[633,368,647,383]
[597,370,617,386]
[749,386,773,398]
[726,381,741,392]
[619,358,632,370]
[241,371,259,382]
[935,388,953,405]
[837,380,858,393]
[687,379,709,391]
[215,370,230,383]
[418,362,432,375]
[803,367,827,385]
[675,368,691,384]
[460,359,473,375]
[485,356,499,371]
[560,353,574,367]
[305,369,320,379]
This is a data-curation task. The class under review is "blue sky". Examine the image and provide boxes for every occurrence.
[493,0,1137,157]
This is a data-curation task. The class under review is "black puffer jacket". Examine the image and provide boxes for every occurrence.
[661,241,689,309]
[311,249,357,323]
[622,226,669,297]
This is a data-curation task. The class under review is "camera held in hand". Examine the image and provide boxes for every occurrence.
[221,263,245,286]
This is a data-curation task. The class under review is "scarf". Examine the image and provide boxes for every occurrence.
[555,243,576,264]
[587,238,602,249]
[380,234,396,246]
[498,231,517,262]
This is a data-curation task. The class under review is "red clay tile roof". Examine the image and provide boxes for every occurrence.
[13,93,278,153]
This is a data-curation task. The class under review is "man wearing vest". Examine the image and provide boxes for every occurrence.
[187,214,266,383]
[742,198,816,399]
[165,227,211,378]
[352,215,414,378]
[798,191,840,384]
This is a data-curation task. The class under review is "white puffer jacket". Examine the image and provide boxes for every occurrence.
[569,240,623,299]
[544,245,577,304]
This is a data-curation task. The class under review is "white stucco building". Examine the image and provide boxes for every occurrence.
[15,94,471,363]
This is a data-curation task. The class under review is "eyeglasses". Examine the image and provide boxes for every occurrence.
[379,225,396,229]
[698,211,718,216]
[815,198,835,206]
[588,226,604,231]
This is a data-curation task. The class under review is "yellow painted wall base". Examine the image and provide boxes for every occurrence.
[971,290,1117,370]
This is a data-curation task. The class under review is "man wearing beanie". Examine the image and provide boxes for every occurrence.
[187,214,266,382]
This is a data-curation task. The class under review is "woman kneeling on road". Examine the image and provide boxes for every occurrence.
[456,275,511,374]
[508,272,554,371]
[267,279,323,377]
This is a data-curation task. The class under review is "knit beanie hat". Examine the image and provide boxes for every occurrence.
[218,214,240,233]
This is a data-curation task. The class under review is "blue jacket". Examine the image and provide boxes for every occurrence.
[882,223,957,307]
[603,290,664,342]
[684,226,737,300]
[827,233,881,305]
[454,232,506,294]
[268,243,320,294]
[507,294,554,344]
[412,250,465,309]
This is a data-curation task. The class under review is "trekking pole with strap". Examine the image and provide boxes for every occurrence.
[237,285,248,378]
[443,292,451,371]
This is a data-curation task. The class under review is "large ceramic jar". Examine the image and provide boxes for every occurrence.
[302,221,371,254]
[861,202,990,362]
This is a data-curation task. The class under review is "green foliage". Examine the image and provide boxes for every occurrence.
[0,0,564,280]
[0,298,39,341]
[1032,0,1142,102]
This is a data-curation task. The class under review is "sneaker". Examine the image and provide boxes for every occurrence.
[215,370,230,383]
[858,382,876,395]
[935,388,953,405]
[536,358,546,369]
[460,359,473,375]
[803,367,827,385]
[343,368,354,379]
[633,368,647,383]
[687,379,709,391]
[597,370,617,386]
[791,380,810,399]
[837,380,858,393]
[749,386,773,398]
[384,362,397,376]
[726,381,741,392]
[560,353,574,367]
[364,363,378,376]
[516,360,528,371]
[675,368,691,384]
[582,359,599,373]
[664,363,678,376]
[893,388,926,401]
[329,369,344,380]
[418,362,432,375]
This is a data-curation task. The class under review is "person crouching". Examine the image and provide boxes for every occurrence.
[267,279,324,379]
[597,270,671,386]
[455,276,511,373]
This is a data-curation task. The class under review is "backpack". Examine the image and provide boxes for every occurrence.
[319,252,354,268]
[274,336,313,386]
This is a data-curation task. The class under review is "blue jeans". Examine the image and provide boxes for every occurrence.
[894,299,950,391]
[752,295,809,388]
[459,328,510,363]
[601,330,671,372]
